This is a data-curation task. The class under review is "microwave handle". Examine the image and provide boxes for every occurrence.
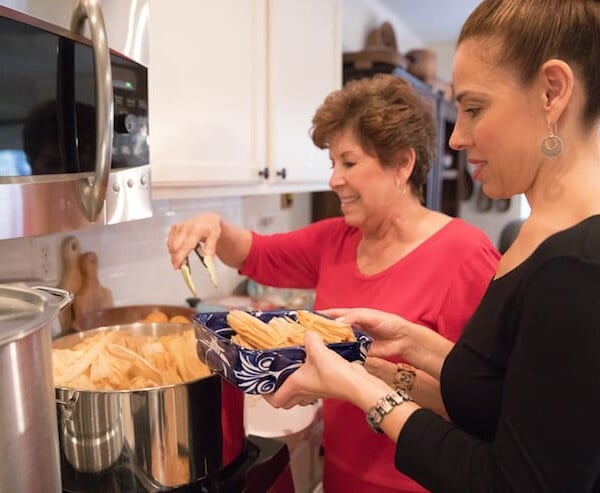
[70,0,113,222]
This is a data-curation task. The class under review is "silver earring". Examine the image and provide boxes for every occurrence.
[541,121,563,157]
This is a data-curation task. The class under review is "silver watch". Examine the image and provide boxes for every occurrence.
[366,388,413,433]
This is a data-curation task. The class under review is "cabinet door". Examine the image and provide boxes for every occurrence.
[267,0,341,185]
[149,0,267,186]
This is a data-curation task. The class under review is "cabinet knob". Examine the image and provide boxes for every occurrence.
[258,167,270,179]
[276,168,287,180]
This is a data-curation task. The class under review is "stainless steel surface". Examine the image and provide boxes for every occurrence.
[0,166,151,238]
[0,0,152,240]
[53,324,229,491]
[0,0,149,64]
[0,285,73,493]
[70,0,113,223]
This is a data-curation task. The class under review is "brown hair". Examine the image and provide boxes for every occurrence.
[310,73,437,197]
[458,0,600,126]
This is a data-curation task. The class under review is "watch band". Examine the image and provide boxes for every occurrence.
[393,363,416,392]
[366,388,413,433]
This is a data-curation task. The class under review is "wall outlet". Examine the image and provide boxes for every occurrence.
[280,193,294,209]
[32,237,59,282]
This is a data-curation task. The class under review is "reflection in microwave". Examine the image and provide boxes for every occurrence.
[22,99,96,175]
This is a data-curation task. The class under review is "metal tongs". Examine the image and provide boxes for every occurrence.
[180,243,218,296]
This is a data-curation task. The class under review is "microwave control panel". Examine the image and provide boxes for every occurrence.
[111,59,149,170]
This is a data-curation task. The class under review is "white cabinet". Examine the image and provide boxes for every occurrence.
[149,0,267,187]
[148,0,340,196]
[267,0,341,185]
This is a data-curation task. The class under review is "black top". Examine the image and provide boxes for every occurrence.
[395,215,600,492]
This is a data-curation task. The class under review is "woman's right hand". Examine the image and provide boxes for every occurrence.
[321,307,414,360]
[321,307,454,379]
[167,213,222,269]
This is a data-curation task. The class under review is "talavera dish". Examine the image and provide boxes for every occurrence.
[194,310,372,394]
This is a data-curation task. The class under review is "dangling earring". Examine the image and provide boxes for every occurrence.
[541,121,563,157]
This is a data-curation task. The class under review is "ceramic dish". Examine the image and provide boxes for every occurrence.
[194,310,372,394]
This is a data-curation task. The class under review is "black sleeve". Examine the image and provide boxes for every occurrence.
[395,256,600,492]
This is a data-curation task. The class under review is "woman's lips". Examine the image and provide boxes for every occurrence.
[338,195,358,205]
[468,160,486,181]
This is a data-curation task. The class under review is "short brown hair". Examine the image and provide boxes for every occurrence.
[458,0,600,126]
[310,73,437,197]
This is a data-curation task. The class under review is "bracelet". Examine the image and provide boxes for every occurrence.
[393,363,416,392]
[366,388,413,433]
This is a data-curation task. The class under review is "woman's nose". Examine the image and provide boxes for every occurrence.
[329,166,344,188]
[449,123,468,152]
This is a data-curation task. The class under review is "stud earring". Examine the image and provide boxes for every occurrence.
[541,121,563,157]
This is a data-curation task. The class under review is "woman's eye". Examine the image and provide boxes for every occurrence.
[464,107,481,117]
[343,160,356,168]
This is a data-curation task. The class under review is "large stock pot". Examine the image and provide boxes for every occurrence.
[0,285,73,493]
[53,323,245,492]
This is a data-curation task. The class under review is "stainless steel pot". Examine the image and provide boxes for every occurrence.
[0,285,73,493]
[53,323,245,492]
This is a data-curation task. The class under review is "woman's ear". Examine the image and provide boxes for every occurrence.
[540,59,574,122]
[395,148,416,182]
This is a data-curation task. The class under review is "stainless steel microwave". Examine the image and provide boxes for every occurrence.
[0,1,152,240]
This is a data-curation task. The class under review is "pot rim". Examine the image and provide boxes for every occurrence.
[0,285,72,346]
[53,322,217,393]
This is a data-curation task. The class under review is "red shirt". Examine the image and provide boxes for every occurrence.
[241,217,500,492]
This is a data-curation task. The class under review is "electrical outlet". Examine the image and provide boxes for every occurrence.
[32,238,59,282]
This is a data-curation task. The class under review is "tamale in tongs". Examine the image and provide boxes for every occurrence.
[180,244,218,296]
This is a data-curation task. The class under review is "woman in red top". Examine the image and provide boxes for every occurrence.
[168,74,499,492]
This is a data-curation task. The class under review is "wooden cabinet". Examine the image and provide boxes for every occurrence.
[148,0,340,195]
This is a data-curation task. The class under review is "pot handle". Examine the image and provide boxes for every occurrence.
[31,286,74,312]
[56,391,80,421]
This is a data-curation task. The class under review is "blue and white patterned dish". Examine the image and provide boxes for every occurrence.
[193,310,372,395]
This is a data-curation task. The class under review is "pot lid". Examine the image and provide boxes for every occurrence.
[0,285,58,346]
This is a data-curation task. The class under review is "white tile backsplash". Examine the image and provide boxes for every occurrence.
[0,192,312,307]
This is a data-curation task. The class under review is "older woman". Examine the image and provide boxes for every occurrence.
[266,1,600,491]
[168,74,499,493]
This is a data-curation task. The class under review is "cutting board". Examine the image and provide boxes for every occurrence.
[72,251,114,330]
[57,236,83,333]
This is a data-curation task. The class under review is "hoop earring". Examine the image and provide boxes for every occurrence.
[541,121,563,157]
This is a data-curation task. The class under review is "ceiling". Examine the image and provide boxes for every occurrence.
[379,0,482,43]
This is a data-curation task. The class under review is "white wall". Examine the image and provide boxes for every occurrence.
[341,0,423,53]
[0,193,312,306]
[427,40,456,82]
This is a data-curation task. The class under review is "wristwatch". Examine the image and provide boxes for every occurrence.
[366,388,413,433]
[393,363,416,392]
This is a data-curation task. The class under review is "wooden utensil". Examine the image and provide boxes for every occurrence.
[57,236,83,333]
[73,251,114,330]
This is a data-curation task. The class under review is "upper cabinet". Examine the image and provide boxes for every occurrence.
[268,0,341,184]
[148,0,340,195]
[149,0,267,187]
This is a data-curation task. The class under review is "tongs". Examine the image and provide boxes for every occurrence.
[180,244,218,296]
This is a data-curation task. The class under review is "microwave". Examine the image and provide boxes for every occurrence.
[0,3,152,240]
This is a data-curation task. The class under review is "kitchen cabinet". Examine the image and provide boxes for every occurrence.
[149,0,340,197]
[268,0,341,184]
[149,0,267,187]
